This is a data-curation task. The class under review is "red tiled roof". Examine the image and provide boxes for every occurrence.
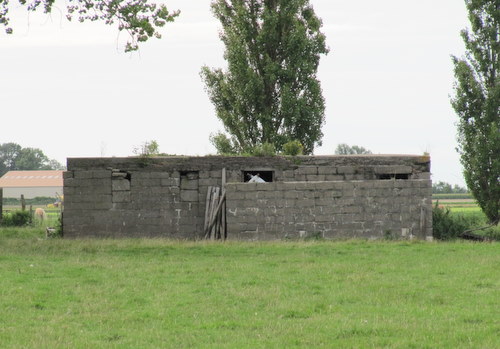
[0,171,63,188]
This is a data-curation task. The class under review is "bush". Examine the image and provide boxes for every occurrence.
[250,143,276,157]
[1,210,32,227]
[282,140,304,156]
[432,202,481,240]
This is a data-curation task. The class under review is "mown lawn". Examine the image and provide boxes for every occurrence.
[0,233,498,348]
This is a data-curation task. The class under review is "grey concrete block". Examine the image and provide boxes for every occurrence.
[317,166,337,175]
[325,174,344,181]
[284,191,299,199]
[297,166,318,175]
[132,178,162,187]
[131,172,151,179]
[112,179,130,191]
[113,192,130,203]
[180,190,199,202]
[306,175,326,181]
[161,178,180,187]
[92,170,111,179]
[74,171,94,179]
[180,179,199,190]
[337,166,356,174]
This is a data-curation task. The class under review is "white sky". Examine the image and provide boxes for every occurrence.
[0,0,468,185]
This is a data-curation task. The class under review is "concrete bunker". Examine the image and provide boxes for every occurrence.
[62,155,432,240]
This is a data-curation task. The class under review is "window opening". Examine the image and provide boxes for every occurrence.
[243,171,273,183]
[377,173,409,180]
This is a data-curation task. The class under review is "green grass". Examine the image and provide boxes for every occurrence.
[0,233,499,348]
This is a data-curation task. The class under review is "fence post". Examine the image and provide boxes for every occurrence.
[0,188,3,224]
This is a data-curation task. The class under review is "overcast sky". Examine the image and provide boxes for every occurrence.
[1,0,469,185]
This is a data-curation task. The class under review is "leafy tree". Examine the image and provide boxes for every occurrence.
[451,0,499,224]
[0,143,21,175]
[432,181,469,194]
[201,0,329,155]
[0,143,64,176]
[0,0,179,52]
[210,132,238,155]
[334,143,372,155]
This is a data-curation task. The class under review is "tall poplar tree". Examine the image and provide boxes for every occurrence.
[201,0,329,154]
[451,0,499,224]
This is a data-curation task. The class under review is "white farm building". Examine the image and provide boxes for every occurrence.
[0,170,63,199]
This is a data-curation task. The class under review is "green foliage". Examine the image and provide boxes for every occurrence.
[432,202,482,240]
[450,0,500,224]
[1,210,31,227]
[133,140,161,157]
[0,142,64,176]
[46,216,63,238]
[334,143,372,155]
[133,140,163,167]
[201,0,329,154]
[249,143,276,157]
[0,0,179,52]
[210,132,238,155]
[282,140,304,156]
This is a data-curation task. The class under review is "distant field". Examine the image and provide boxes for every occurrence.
[0,236,498,348]
[432,194,477,210]
[432,193,473,200]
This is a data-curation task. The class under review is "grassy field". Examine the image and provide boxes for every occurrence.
[0,230,498,348]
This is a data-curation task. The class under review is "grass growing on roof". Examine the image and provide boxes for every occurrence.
[0,235,498,348]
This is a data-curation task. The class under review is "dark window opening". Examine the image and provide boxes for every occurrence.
[112,170,131,181]
[243,170,274,183]
[180,171,199,180]
[377,173,410,180]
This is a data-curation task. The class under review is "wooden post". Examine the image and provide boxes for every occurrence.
[221,168,227,240]
[21,194,26,211]
[204,186,213,238]
[210,187,220,240]
[206,191,226,235]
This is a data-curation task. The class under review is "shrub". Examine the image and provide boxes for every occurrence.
[432,202,481,240]
[282,140,304,156]
[250,143,276,157]
[1,210,31,227]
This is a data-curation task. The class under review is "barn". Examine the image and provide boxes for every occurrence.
[0,170,64,199]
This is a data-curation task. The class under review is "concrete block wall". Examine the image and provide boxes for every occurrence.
[63,155,432,239]
[225,180,432,240]
[64,168,201,238]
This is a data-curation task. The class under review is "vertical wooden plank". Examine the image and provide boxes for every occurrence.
[221,168,227,240]
[209,187,220,240]
[203,186,212,238]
